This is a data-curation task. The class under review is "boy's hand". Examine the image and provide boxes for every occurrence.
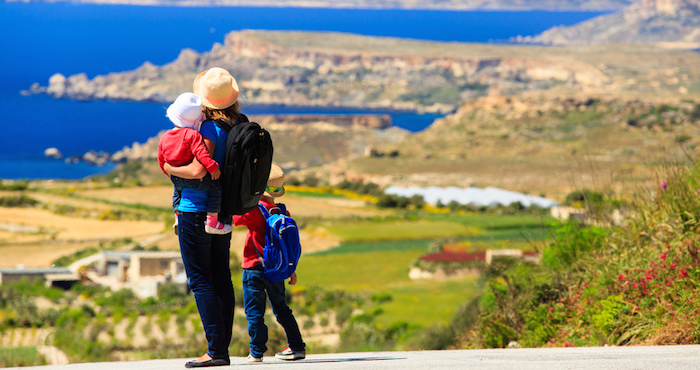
[211,168,221,180]
[288,272,297,286]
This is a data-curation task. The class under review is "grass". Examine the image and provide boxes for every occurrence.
[297,250,423,290]
[324,220,481,243]
[311,239,431,256]
[423,213,555,230]
[297,247,481,330]
[373,279,479,328]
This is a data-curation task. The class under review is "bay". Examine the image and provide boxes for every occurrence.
[0,3,607,180]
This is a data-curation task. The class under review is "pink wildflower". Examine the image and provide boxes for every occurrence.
[619,274,625,281]
[661,181,668,190]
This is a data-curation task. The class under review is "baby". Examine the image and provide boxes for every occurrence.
[157,92,232,235]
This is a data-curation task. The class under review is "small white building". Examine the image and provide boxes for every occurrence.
[550,206,586,222]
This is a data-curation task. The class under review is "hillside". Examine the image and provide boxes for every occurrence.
[29,30,700,114]
[528,0,700,45]
[6,0,637,11]
[333,96,700,199]
[105,114,408,184]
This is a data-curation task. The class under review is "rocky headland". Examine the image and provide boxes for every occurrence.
[30,31,622,114]
[6,0,637,11]
[525,0,700,45]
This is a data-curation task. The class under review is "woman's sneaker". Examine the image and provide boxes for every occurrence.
[247,354,262,363]
[275,347,305,361]
[205,216,232,235]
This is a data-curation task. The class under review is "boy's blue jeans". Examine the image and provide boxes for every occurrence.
[178,211,234,361]
[171,174,222,213]
[242,267,305,358]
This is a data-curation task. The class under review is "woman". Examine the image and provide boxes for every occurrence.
[164,67,245,368]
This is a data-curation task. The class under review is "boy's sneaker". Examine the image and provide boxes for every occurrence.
[247,354,262,363]
[275,347,305,361]
[205,216,232,235]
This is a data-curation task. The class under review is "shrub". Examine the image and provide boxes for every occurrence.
[0,195,38,207]
[302,318,315,329]
[158,283,186,301]
[0,346,47,367]
[335,304,354,326]
[0,181,29,191]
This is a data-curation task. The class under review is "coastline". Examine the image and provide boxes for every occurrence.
[2,0,631,11]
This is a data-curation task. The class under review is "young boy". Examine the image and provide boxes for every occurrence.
[157,92,232,235]
[233,164,306,362]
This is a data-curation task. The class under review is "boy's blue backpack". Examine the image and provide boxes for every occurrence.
[255,204,302,283]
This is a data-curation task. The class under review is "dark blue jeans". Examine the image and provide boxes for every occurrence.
[171,174,222,213]
[242,268,305,358]
[178,211,234,360]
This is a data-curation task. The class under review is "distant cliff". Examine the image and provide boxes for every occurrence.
[527,0,700,45]
[29,31,612,113]
[5,0,637,11]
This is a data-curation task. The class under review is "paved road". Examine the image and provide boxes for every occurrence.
[9,346,700,370]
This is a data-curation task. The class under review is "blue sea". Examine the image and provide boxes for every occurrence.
[0,3,607,180]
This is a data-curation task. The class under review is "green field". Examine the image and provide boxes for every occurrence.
[372,280,479,328]
[294,248,479,328]
[298,249,422,290]
[324,220,481,243]
[311,239,431,256]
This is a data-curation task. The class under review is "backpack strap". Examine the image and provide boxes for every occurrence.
[212,113,250,133]
[277,204,287,216]
[255,204,272,268]
[212,119,232,133]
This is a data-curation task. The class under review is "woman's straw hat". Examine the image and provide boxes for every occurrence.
[193,67,239,109]
[166,92,205,129]
[264,164,285,198]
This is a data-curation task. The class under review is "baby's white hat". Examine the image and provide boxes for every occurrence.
[166,92,206,129]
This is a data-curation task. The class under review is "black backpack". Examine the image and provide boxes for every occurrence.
[214,114,274,216]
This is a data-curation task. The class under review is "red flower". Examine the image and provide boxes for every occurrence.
[619,274,625,281]
[681,269,688,277]
[671,264,677,269]
[646,273,652,280]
